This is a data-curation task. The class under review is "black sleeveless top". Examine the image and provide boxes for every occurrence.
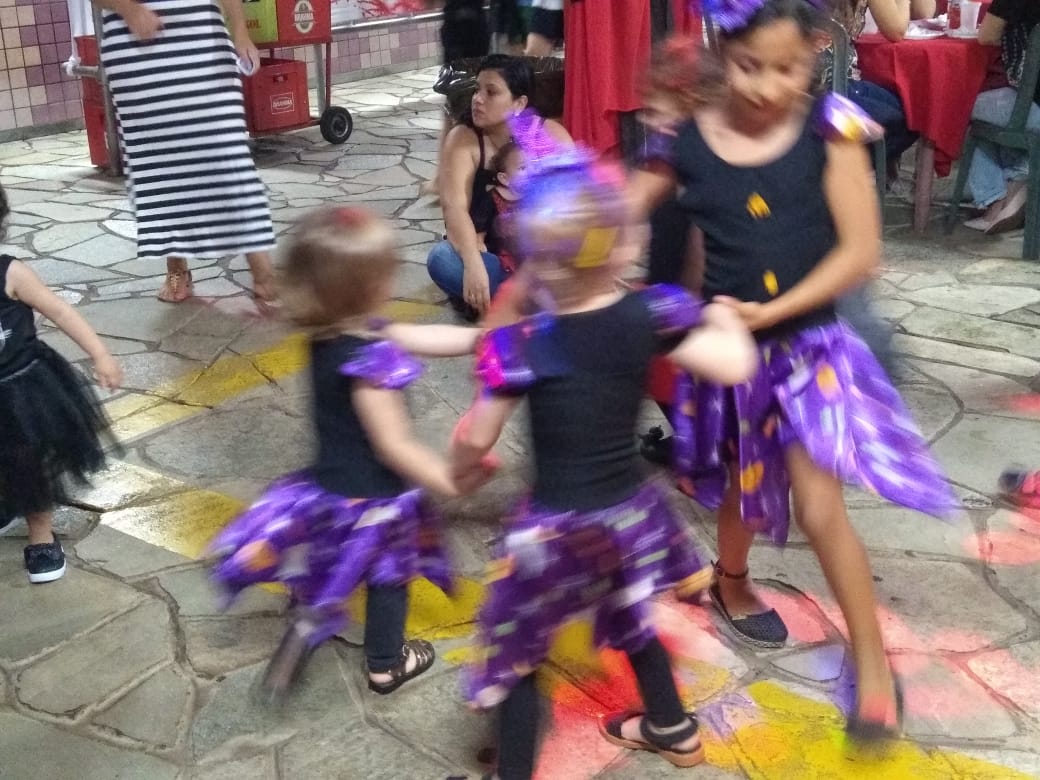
[670,108,838,341]
[309,334,406,498]
[468,127,502,252]
[0,256,39,378]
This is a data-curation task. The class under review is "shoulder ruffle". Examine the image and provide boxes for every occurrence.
[814,93,885,144]
[640,284,705,336]
[638,129,678,168]
[475,313,563,394]
[338,340,424,389]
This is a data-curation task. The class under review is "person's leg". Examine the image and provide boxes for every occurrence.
[427,239,507,307]
[245,250,277,307]
[785,443,898,732]
[365,584,408,675]
[24,510,66,583]
[848,80,917,162]
[158,255,193,302]
[495,674,540,780]
[525,2,562,56]
[965,89,1021,212]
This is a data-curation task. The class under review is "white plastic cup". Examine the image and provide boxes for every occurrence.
[237,55,259,76]
[960,0,982,32]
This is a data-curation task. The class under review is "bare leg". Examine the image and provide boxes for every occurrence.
[246,250,277,309]
[715,467,770,615]
[158,256,193,302]
[785,443,896,726]
[25,511,54,545]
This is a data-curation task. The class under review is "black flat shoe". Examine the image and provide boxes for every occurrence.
[639,426,673,465]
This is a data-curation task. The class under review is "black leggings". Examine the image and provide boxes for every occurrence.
[496,636,685,780]
[364,585,408,672]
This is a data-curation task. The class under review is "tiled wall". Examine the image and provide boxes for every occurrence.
[0,0,80,134]
[0,6,440,140]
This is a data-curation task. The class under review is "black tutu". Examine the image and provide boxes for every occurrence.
[0,343,116,518]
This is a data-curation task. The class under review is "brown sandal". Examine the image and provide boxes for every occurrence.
[367,639,435,695]
[599,710,705,768]
[157,270,194,303]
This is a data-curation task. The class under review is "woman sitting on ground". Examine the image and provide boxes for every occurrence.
[962,0,1040,234]
[426,54,572,319]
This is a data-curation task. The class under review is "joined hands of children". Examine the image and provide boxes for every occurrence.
[713,295,781,333]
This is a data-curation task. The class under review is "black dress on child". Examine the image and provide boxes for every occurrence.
[0,256,113,520]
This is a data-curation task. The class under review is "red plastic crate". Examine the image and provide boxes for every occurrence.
[243,57,310,134]
[275,0,331,46]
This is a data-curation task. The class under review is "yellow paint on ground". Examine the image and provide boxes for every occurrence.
[102,489,245,559]
[109,400,199,443]
[347,576,484,641]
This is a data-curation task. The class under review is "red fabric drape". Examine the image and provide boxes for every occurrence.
[563,0,702,155]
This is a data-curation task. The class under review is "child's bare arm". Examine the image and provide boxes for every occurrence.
[353,384,462,497]
[381,322,482,357]
[451,393,520,478]
[668,302,757,386]
[7,260,123,389]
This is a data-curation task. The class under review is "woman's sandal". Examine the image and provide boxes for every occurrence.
[367,638,436,695]
[157,270,194,303]
[599,710,705,768]
[707,562,788,649]
[846,671,905,743]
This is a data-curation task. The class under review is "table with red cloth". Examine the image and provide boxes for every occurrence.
[563,0,700,156]
[856,33,1000,231]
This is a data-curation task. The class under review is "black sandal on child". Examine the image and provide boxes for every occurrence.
[846,672,905,743]
[599,710,705,768]
[367,639,436,695]
[707,563,788,649]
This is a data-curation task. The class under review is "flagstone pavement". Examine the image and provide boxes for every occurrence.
[1,68,1040,779]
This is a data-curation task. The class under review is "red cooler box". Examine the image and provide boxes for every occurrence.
[75,35,109,167]
[243,57,310,133]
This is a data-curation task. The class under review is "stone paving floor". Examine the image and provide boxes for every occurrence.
[1,68,1040,779]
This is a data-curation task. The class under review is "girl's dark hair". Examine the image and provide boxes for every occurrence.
[720,0,821,41]
[0,184,8,239]
[489,141,519,176]
[477,53,535,101]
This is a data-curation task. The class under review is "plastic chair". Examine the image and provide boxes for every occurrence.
[944,25,1040,260]
[819,17,888,211]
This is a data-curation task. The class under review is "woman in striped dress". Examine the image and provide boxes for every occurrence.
[92,0,277,307]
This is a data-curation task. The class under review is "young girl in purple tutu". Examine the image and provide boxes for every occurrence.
[629,0,957,740]
[451,137,758,777]
[209,207,494,699]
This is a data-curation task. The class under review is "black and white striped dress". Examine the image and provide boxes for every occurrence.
[100,1,275,259]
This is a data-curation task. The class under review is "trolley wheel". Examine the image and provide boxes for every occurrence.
[320,106,353,144]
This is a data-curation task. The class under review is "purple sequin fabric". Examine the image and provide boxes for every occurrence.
[814,93,885,144]
[671,321,959,545]
[464,482,712,708]
[643,283,705,334]
[338,339,424,389]
[209,475,450,646]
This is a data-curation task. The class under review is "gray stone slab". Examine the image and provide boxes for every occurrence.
[39,331,149,362]
[17,599,172,715]
[598,751,744,779]
[902,284,1040,317]
[910,360,1034,420]
[190,646,358,759]
[931,414,1040,497]
[94,664,193,747]
[892,333,1040,378]
[898,270,960,291]
[771,644,846,683]
[991,559,1040,616]
[157,565,286,618]
[0,505,97,541]
[73,297,205,342]
[75,525,191,579]
[393,258,445,303]
[117,351,205,394]
[334,153,405,170]
[959,257,1040,286]
[72,460,184,511]
[183,615,287,677]
[0,711,178,779]
[103,218,138,240]
[896,653,1016,740]
[32,221,107,253]
[187,753,276,780]
[0,567,143,663]
[849,504,980,558]
[968,640,1040,726]
[20,201,114,222]
[893,381,959,442]
[53,232,138,267]
[26,257,121,285]
[901,307,1040,359]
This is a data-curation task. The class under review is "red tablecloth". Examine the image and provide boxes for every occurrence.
[856,34,1000,175]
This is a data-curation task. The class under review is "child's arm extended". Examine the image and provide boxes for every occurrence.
[668,301,758,386]
[381,323,482,357]
[451,392,520,485]
[7,260,123,389]
[720,140,880,332]
[353,383,487,497]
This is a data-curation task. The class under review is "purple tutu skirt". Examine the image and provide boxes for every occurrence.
[673,320,958,545]
[209,472,451,645]
[464,482,711,708]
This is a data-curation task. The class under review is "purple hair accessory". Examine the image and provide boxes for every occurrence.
[507,109,597,194]
[697,0,825,33]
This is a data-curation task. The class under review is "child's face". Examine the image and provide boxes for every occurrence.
[639,92,685,133]
[723,19,815,128]
[497,150,524,189]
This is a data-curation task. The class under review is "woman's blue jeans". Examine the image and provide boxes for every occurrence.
[426,239,509,301]
[848,79,918,161]
[966,87,1040,208]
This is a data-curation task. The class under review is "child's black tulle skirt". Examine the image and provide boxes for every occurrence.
[0,344,115,519]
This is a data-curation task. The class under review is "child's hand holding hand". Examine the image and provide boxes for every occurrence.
[93,353,124,390]
[713,296,780,333]
[452,453,500,496]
